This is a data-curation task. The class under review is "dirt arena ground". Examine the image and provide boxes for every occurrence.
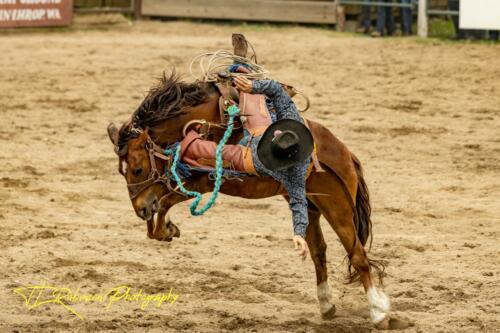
[1,18,499,333]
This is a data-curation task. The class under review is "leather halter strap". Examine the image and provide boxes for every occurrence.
[126,139,179,200]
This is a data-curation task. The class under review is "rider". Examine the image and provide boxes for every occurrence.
[179,76,312,260]
[233,76,312,261]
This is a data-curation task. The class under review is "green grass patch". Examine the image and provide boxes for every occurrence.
[428,18,455,39]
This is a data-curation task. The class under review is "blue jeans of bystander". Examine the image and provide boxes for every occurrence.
[400,0,412,34]
[376,0,395,35]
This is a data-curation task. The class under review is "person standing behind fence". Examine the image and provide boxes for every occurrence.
[371,0,395,37]
[400,0,412,35]
[356,1,372,34]
[489,31,499,42]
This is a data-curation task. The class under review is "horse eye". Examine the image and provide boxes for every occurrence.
[133,168,143,176]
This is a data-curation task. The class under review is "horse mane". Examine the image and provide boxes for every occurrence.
[117,70,210,150]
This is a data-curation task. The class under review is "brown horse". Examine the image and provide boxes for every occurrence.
[107,73,391,328]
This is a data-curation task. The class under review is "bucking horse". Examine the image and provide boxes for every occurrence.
[107,68,392,328]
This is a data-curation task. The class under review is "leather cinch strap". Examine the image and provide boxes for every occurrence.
[302,117,324,173]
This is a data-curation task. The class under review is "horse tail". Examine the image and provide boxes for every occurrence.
[347,153,385,286]
[352,153,372,248]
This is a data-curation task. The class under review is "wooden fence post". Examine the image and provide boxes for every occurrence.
[335,1,346,32]
[133,0,142,20]
[418,0,428,37]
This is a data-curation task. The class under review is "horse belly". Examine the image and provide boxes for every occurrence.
[219,176,282,199]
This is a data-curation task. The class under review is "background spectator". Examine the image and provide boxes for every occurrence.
[371,0,395,37]
[400,0,412,35]
[356,1,372,34]
[490,31,499,41]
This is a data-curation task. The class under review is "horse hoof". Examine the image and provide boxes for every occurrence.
[321,304,336,319]
[167,222,180,238]
[374,316,413,330]
[375,317,390,330]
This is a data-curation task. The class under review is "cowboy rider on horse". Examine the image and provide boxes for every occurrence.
[234,76,312,261]
[180,75,313,260]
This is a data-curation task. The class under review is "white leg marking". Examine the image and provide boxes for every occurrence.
[121,160,128,174]
[317,281,333,314]
[367,287,390,324]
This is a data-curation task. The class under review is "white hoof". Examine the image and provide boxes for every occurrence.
[317,281,334,315]
[367,287,390,324]
[321,304,336,319]
[370,306,388,324]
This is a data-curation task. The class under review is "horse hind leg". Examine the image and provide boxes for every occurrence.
[350,236,390,327]
[309,175,390,327]
[304,203,336,319]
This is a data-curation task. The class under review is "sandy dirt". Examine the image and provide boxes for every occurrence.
[0,19,499,333]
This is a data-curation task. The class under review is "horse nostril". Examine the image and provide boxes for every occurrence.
[141,207,149,218]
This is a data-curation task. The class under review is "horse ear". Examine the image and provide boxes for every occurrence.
[107,122,120,145]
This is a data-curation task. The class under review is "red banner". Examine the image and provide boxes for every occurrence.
[0,0,73,28]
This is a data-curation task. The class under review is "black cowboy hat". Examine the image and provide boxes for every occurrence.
[257,119,314,171]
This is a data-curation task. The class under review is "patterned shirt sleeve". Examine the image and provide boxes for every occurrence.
[281,163,310,238]
[250,79,309,238]
[251,80,302,123]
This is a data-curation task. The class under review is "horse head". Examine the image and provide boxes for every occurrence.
[106,71,221,241]
[108,122,170,221]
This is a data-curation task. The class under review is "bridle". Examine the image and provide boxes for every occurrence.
[124,137,176,200]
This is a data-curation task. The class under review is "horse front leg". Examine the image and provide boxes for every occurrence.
[150,206,181,242]
[147,218,155,239]
[149,193,184,242]
[284,194,335,319]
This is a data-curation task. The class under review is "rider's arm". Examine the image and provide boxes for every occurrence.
[249,79,308,236]
[251,79,302,122]
[280,163,309,238]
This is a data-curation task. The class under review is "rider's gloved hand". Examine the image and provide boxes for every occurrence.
[234,76,253,93]
[293,235,309,261]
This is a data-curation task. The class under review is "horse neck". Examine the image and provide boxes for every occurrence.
[150,91,221,147]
